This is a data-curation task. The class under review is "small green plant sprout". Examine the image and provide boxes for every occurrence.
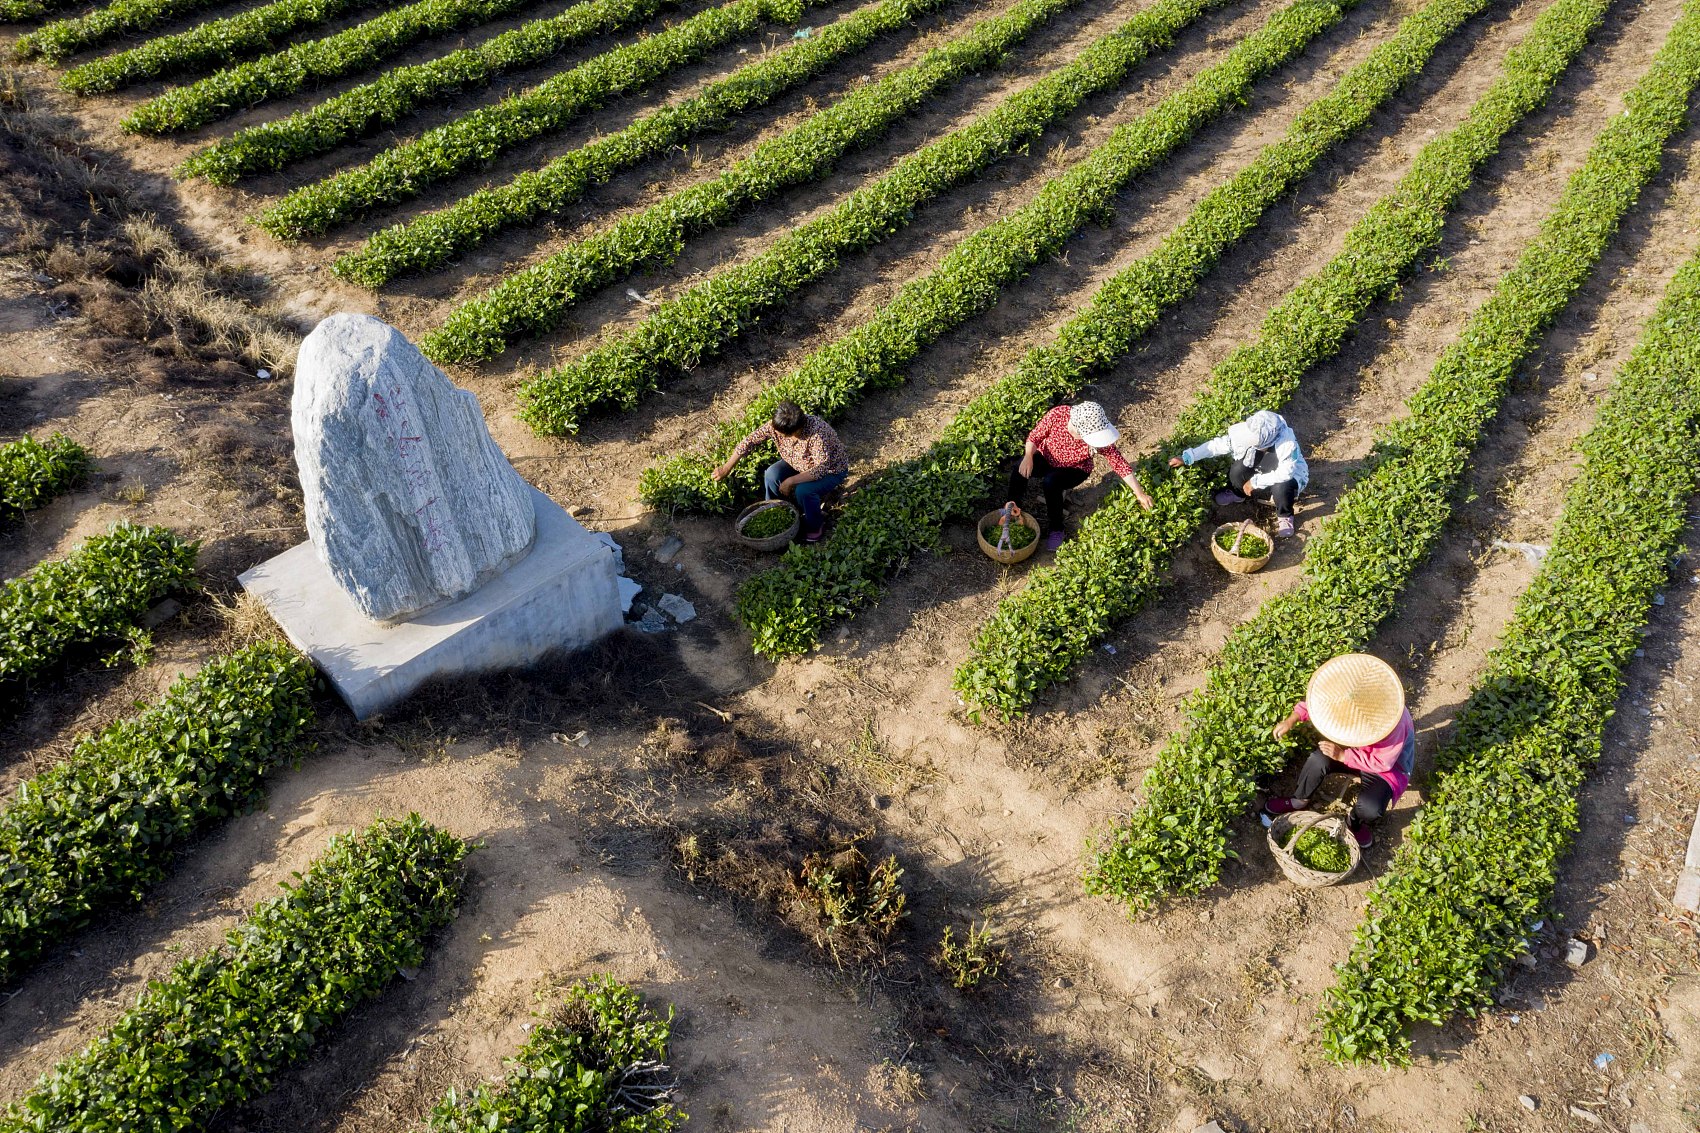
[935,921,1006,990]
[795,840,906,964]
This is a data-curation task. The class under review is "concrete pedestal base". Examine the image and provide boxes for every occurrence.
[240,488,622,720]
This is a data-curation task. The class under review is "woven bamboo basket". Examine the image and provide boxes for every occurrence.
[1267,810,1361,888]
[1211,519,1273,574]
[976,508,1042,564]
[735,500,800,551]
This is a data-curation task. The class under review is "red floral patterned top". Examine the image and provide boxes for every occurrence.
[1026,405,1135,478]
[729,414,849,476]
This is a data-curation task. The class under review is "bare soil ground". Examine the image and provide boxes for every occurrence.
[2,0,1700,1127]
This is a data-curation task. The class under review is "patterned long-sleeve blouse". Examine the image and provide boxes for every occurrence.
[728,415,849,476]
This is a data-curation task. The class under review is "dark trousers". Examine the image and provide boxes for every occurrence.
[1227,449,1299,517]
[764,460,847,530]
[1294,750,1393,829]
[1005,455,1088,535]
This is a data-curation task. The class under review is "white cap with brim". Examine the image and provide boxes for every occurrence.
[1305,653,1405,748]
[1068,401,1119,449]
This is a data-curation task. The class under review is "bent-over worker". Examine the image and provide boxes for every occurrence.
[1262,653,1414,849]
[713,401,848,542]
[1006,401,1151,552]
[1169,408,1308,537]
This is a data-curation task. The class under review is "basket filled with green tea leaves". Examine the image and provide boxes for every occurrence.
[736,500,800,550]
[977,506,1041,564]
[1211,519,1273,574]
[1267,811,1360,888]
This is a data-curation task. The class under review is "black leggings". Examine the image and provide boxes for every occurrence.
[1005,454,1088,535]
[1294,750,1393,829]
[1227,449,1299,518]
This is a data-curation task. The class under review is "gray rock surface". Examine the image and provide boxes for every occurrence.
[658,593,696,623]
[294,314,535,621]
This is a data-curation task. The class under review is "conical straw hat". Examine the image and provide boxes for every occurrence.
[1305,654,1405,748]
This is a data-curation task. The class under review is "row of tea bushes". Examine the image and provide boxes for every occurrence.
[530,0,1318,437]
[731,0,1500,659]
[0,523,197,686]
[419,0,1110,363]
[0,815,470,1131]
[952,0,1611,716]
[1083,0,1700,912]
[255,0,830,237]
[0,433,87,521]
[0,641,316,984]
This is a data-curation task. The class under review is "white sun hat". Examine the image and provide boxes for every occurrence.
[1305,653,1406,748]
[1068,401,1120,449]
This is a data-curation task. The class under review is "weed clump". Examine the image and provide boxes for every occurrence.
[795,841,906,965]
[935,921,1006,991]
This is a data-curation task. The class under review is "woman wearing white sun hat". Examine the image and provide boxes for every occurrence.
[1004,401,1152,552]
[1168,408,1308,537]
[1263,654,1415,849]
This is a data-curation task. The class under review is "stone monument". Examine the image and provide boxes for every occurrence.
[240,313,624,719]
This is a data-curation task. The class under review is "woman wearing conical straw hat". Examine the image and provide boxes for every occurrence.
[1262,654,1415,849]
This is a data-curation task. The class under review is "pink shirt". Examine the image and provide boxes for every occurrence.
[1293,701,1414,800]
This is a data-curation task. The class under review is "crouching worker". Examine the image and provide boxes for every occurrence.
[1169,408,1307,537]
[1006,401,1152,552]
[712,401,849,542]
[1263,653,1414,849]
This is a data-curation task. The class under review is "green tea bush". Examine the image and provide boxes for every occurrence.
[0,433,88,519]
[421,977,683,1132]
[733,0,1494,660]
[57,0,392,89]
[1084,3,1700,914]
[335,0,955,285]
[178,0,679,183]
[0,814,469,1133]
[17,0,261,62]
[421,0,1106,363]
[639,0,1332,505]
[127,0,561,132]
[534,0,1310,436]
[0,523,198,686]
[1322,183,1700,1065]
[0,641,317,985]
[952,0,1606,717]
[257,0,827,237]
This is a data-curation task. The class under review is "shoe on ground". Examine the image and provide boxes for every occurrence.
[1261,796,1307,820]
[804,526,825,544]
[1214,489,1243,507]
[1351,824,1375,850]
[1042,530,1067,552]
[1274,515,1296,538]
